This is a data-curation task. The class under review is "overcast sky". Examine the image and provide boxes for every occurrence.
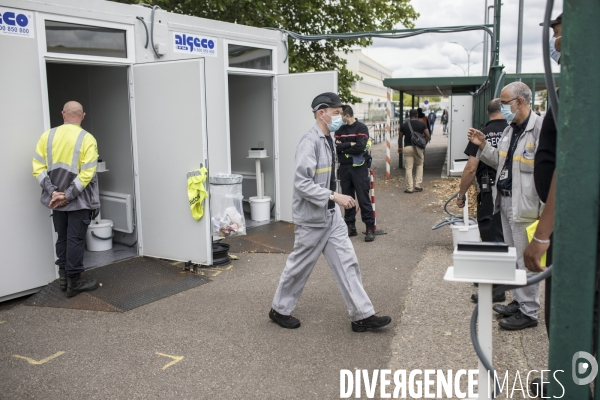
[363,0,563,78]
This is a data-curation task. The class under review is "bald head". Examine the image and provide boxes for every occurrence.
[62,101,85,124]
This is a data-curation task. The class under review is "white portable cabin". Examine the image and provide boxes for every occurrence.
[0,0,338,301]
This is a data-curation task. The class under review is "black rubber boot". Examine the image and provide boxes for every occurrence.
[58,268,67,292]
[66,273,99,298]
[365,227,375,242]
[348,225,358,237]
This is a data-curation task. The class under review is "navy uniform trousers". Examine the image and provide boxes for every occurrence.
[52,209,91,277]
[339,163,375,228]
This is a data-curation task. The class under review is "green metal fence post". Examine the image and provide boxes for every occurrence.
[399,91,404,169]
[548,1,600,398]
[531,78,536,111]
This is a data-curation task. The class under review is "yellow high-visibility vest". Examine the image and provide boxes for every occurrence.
[187,167,208,221]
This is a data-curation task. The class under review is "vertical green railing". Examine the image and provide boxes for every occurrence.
[548,0,600,398]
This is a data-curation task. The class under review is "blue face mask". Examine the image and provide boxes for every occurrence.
[501,104,516,123]
[549,36,561,64]
[324,114,344,132]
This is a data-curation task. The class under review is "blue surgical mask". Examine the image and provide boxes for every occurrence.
[324,114,344,132]
[501,104,516,123]
[549,36,561,64]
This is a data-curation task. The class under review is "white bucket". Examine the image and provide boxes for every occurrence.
[86,219,114,252]
[450,221,481,249]
[249,196,271,221]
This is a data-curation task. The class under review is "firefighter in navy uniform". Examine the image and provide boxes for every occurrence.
[335,105,376,242]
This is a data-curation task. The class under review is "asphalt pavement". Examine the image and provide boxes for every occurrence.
[1,128,547,399]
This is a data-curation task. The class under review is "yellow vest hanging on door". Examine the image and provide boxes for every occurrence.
[187,167,208,221]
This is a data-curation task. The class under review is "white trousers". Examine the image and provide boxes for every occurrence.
[272,208,375,322]
[500,195,541,319]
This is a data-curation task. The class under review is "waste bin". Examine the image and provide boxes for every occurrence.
[209,173,246,237]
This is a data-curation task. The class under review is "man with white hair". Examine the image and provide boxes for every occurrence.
[468,81,544,330]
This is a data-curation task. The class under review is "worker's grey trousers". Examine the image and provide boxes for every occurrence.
[272,207,375,322]
[500,195,540,319]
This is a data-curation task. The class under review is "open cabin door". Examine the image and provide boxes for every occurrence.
[275,71,338,222]
[132,59,211,264]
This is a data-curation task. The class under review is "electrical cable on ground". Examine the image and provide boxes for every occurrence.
[432,191,477,230]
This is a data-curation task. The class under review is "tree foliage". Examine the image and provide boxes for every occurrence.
[112,0,418,103]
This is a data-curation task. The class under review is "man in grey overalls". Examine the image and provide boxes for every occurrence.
[269,92,391,332]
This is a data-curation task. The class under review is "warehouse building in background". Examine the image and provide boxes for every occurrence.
[336,49,392,122]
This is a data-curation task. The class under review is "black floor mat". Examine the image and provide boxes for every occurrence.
[24,257,208,312]
[221,221,295,253]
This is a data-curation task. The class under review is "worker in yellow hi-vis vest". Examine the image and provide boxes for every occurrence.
[32,101,100,298]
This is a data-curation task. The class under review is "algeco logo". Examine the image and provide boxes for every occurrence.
[173,32,217,57]
[0,6,35,38]
[0,10,29,27]
[572,351,598,385]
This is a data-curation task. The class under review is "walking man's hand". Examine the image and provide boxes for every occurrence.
[333,193,356,209]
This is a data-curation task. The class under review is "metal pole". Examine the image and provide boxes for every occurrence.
[531,79,536,111]
[483,0,488,75]
[399,91,404,169]
[549,1,600,397]
[516,0,524,73]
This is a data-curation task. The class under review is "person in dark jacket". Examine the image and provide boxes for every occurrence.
[335,105,375,242]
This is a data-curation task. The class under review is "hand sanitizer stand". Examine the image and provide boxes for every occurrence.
[248,149,271,221]
[444,242,527,399]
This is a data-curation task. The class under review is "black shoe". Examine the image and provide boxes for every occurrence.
[351,314,391,332]
[58,268,67,292]
[348,225,358,237]
[365,227,375,242]
[471,291,506,303]
[66,274,99,298]
[414,187,423,192]
[404,189,413,194]
[530,378,548,398]
[493,300,520,317]
[498,310,538,330]
[269,308,301,329]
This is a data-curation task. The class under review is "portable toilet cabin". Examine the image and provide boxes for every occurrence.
[0,0,338,301]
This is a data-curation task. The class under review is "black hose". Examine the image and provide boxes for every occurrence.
[136,16,149,49]
[150,6,163,58]
[470,265,554,398]
[542,0,559,127]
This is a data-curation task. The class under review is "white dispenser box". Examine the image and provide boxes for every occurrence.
[453,242,517,281]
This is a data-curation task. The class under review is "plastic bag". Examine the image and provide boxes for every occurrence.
[210,174,246,237]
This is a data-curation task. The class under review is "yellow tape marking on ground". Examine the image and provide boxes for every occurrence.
[0,321,5,324]
[13,351,65,365]
[156,352,184,370]
[211,270,222,277]
[225,265,233,271]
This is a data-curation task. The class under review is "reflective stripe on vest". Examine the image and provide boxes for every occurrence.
[47,128,88,174]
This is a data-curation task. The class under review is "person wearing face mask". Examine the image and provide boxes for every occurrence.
[269,92,391,333]
[542,13,562,64]
[335,105,375,242]
[467,82,544,331]
[523,13,564,397]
